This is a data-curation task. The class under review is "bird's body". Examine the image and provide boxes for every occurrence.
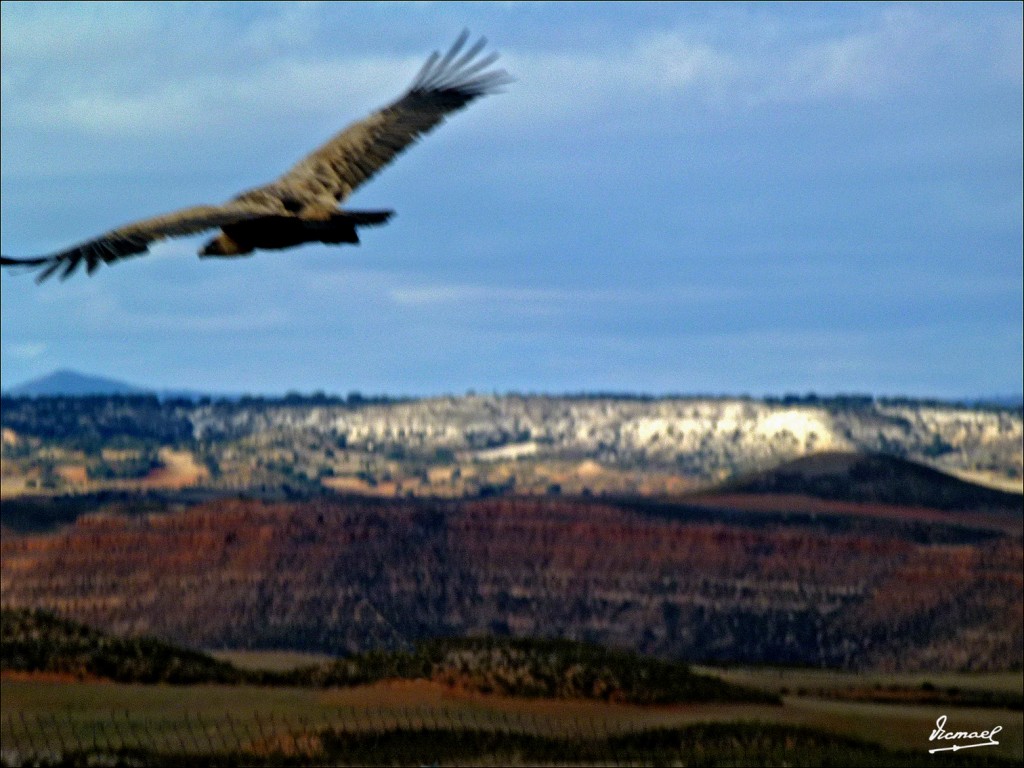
[198,209,394,257]
[1,32,510,281]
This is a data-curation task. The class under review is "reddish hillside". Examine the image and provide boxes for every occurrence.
[2,496,1020,671]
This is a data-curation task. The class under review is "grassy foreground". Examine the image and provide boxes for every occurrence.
[2,675,1021,765]
[1,692,1020,768]
[2,609,1020,765]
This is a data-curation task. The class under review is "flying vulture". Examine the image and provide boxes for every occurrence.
[1,31,511,282]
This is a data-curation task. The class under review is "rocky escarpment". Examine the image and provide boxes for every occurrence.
[183,396,1021,475]
[3,395,1020,496]
[2,496,1019,672]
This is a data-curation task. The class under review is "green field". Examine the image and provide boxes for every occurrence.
[2,674,1021,765]
[699,666,1024,695]
[3,610,1021,764]
[211,649,337,672]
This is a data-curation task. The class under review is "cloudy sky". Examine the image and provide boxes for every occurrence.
[1,1,1021,398]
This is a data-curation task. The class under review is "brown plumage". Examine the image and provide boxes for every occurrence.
[1,31,511,282]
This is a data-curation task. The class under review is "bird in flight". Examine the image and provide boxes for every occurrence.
[1,31,511,282]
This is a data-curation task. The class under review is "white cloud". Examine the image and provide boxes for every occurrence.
[1,3,995,152]
[628,32,742,94]
[0,2,420,143]
[490,7,1001,127]
[130,307,291,334]
[0,2,160,62]
[757,7,952,104]
[9,54,414,140]
[388,283,749,307]
[494,37,738,125]
[6,342,48,360]
[390,284,564,306]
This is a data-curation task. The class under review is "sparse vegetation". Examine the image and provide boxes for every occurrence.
[1,609,773,704]
[291,636,779,704]
[3,393,1020,496]
[1,608,245,685]
[2,610,1020,765]
[1,713,1018,767]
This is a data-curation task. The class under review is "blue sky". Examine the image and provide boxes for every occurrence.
[1,1,1021,398]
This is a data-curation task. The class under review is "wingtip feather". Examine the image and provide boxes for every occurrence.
[409,31,511,99]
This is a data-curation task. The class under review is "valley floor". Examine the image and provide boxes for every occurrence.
[2,669,1021,764]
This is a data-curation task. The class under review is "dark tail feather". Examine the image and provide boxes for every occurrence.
[337,210,394,227]
[312,210,394,246]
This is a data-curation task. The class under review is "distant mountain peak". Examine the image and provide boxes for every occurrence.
[5,369,149,397]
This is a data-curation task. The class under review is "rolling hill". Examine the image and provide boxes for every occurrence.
[1,607,773,704]
[723,451,1023,511]
[1,607,245,684]
[2,492,1019,672]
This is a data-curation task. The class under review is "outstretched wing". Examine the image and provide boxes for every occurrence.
[272,30,512,204]
[2,33,510,283]
[1,203,281,282]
